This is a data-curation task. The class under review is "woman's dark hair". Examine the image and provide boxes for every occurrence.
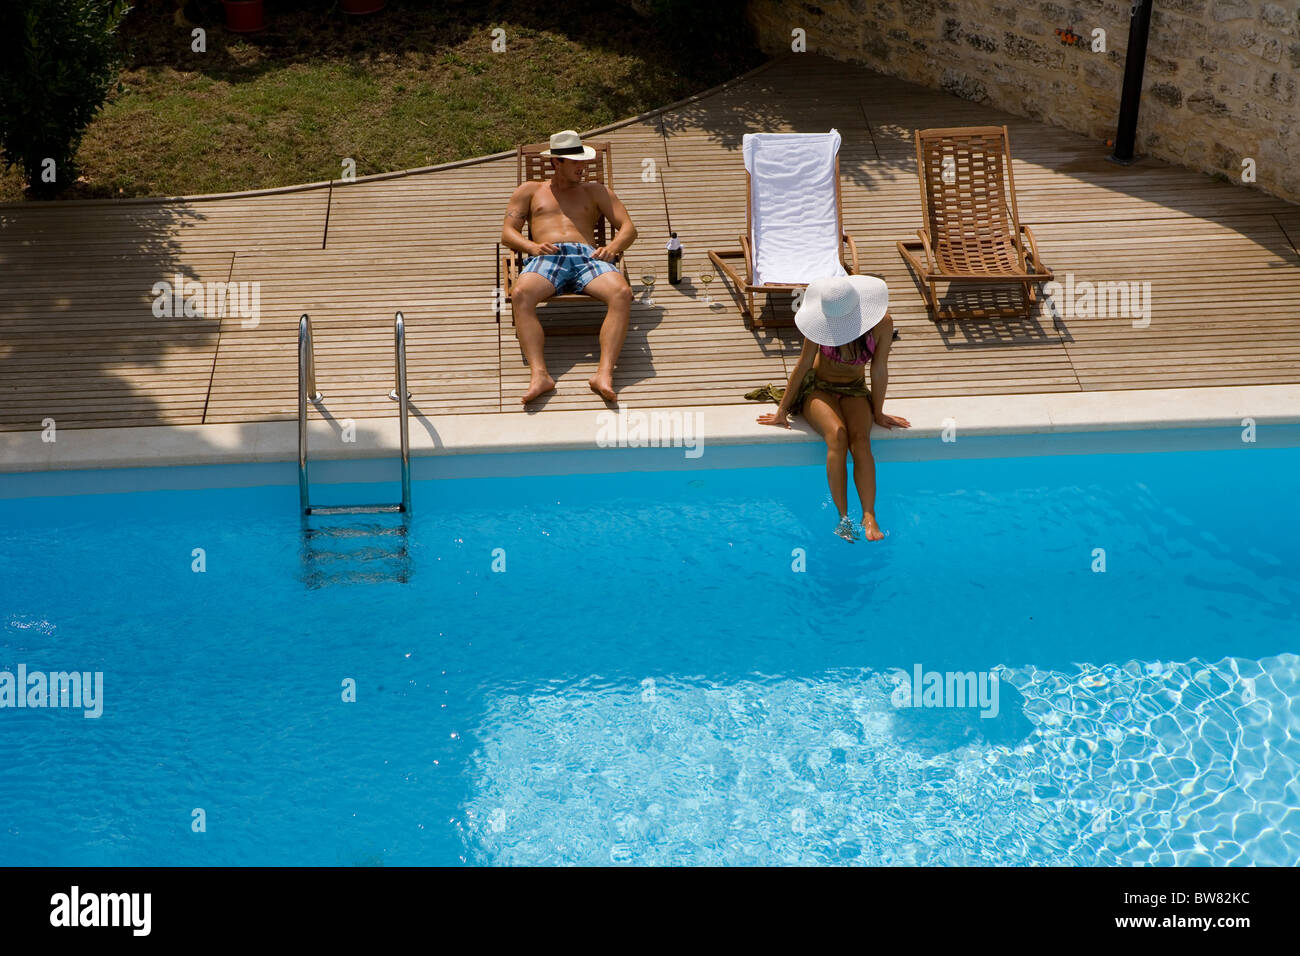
[830,331,872,364]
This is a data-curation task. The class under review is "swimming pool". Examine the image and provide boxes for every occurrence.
[1,433,1298,865]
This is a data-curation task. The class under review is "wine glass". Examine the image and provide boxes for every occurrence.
[700,263,717,308]
[641,271,657,307]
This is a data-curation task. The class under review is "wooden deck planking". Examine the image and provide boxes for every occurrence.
[1028,214,1300,390]
[1275,212,1300,256]
[0,191,329,259]
[208,250,501,423]
[0,54,1297,432]
[0,252,232,429]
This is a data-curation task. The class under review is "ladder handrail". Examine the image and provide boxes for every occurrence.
[298,313,317,513]
[299,311,412,516]
[393,311,412,514]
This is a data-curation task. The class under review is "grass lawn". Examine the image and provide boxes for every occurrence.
[0,0,762,201]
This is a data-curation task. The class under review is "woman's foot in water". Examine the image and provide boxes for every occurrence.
[834,515,859,542]
[861,512,885,541]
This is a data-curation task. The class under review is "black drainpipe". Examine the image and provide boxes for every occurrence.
[1109,0,1155,164]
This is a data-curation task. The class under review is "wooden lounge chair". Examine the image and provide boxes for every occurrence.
[708,130,859,331]
[897,125,1052,320]
[497,139,626,335]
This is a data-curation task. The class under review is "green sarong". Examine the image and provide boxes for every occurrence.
[745,369,872,416]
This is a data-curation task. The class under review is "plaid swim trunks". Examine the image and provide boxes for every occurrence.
[520,242,619,295]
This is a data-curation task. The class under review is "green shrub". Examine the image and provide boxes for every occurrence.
[0,0,131,196]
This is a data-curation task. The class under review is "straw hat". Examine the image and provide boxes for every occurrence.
[540,130,597,161]
[794,275,889,347]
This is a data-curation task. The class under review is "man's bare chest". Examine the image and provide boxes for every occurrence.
[531,183,596,222]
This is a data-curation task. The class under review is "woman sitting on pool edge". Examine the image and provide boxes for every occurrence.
[750,275,910,541]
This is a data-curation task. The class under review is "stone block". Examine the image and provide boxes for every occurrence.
[990,4,1018,26]
[863,32,890,59]
[941,68,990,102]
[1210,0,1251,24]
[1146,55,1181,75]
[1254,70,1297,105]
[1162,0,1208,14]
[1259,4,1292,31]
[1148,82,1184,108]
[1210,142,1238,169]
[898,0,938,22]
[1186,90,1230,114]
[1003,32,1046,61]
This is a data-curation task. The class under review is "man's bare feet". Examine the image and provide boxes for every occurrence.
[861,513,885,541]
[588,372,617,402]
[521,372,555,404]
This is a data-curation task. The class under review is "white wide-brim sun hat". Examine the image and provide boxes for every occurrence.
[539,129,597,161]
[794,275,889,347]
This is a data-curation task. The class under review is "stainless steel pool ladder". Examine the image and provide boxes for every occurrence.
[298,311,412,516]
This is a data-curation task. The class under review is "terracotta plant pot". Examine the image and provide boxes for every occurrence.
[222,0,264,32]
[341,0,387,14]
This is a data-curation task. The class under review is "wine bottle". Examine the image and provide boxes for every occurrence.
[666,233,682,285]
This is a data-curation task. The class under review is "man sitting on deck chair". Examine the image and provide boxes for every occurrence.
[501,130,638,404]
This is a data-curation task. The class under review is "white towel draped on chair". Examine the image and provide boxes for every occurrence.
[743,130,846,287]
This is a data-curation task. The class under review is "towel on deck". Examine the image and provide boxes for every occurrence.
[745,369,872,416]
[743,130,846,288]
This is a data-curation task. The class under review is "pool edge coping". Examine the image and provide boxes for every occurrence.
[2,384,1297,474]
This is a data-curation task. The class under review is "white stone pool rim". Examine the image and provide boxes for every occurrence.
[2,384,1297,476]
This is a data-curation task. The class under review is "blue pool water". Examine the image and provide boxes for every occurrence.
[1,440,1298,866]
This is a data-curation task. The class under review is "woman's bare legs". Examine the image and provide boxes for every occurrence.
[801,391,855,537]
[839,395,884,541]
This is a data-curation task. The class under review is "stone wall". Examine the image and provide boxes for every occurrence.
[745,0,1300,203]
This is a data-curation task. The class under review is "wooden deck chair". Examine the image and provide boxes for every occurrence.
[708,130,859,330]
[497,139,626,335]
[897,125,1053,320]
